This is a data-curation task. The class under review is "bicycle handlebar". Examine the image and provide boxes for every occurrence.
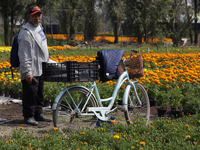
[131,49,139,53]
[123,49,141,62]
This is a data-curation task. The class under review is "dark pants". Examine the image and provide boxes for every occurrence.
[21,76,44,118]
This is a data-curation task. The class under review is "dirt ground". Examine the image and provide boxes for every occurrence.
[0,102,95,137]
[0,101,174,137]
[0,102,54,137]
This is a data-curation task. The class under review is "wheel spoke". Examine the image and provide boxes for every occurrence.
[125,82,150,125]
[53,87,98,133]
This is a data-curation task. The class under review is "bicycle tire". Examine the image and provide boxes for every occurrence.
[53,87,98,132]
[124,82,150,125]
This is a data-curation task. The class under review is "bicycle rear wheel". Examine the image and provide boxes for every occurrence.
[124,82,150,125]
[53,87,98,132]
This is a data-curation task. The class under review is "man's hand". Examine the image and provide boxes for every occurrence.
[26,74,33,84]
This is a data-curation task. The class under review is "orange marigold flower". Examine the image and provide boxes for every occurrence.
[113,135,120,139]
[140,141,145,145]
[111,120,116,125]
[53,127,58,130]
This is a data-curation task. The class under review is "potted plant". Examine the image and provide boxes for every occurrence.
[44,82,59,107]
[10,79,22,99]
[156,90,170,117]
[181,92,194,107]
[49,84,59,107]
[183,98,200,115]
[147,83,159,106]
[0,78,4,96]
[44,82,52,107]
[169,88,184,117]
[157,90,170,109]
[4,81,10,97]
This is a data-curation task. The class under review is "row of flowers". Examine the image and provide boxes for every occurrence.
[46,34,173,44]
[0,46,78,53]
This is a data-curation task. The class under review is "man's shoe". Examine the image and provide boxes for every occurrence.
[35,114,52,122]
[24,117,38,126]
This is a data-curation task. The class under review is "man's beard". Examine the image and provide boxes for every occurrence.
[30,20,41,27]
[33,23,40,27]
[33,21,41,27]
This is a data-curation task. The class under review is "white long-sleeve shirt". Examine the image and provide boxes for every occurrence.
[18,22,49,80]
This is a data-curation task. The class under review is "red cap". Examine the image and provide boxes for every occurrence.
[29,6,42,15]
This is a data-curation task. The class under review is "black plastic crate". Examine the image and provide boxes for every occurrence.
[42,60,99,82]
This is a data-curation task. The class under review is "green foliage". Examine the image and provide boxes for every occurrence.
[182,94,195,106]
[169,88,184,110]
[146,83,159,100]
[1,115,200,149]
[0,0,34,46]
[96,82,114,101]
[10,80,22,93]
[56,0,83,37]
[182,87,200,115]
[44,82,60,101]
[157,90,170,109]
[0,0,197,47]
[183,99,200,115]
[47,37,66,46]
[124,0,165,43]
[0,32,5,46]
[83,0,99,41]
[105,0,126,43]
[0,80,4,90]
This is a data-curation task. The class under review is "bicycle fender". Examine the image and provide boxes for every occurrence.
[51,85,96,110]
[123,81,138,111]
[123,84,131,111]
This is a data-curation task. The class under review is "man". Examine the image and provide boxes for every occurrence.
[18,6,52,125]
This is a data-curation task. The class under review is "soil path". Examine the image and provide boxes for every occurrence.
[0,100,54,137]
[0,98,171,137]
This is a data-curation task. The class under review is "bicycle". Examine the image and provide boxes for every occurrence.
[42,49,150,132]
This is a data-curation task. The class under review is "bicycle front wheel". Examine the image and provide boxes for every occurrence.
[124,82,150,125]
[53,87,98,132]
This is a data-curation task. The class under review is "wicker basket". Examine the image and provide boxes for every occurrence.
[118,55,144,79]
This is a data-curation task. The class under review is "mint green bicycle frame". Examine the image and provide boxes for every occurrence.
[51,69,142,121]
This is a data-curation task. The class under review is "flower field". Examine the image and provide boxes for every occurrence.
[0,45,200,149]
[1,46,200,113]
[45,34,172,43]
